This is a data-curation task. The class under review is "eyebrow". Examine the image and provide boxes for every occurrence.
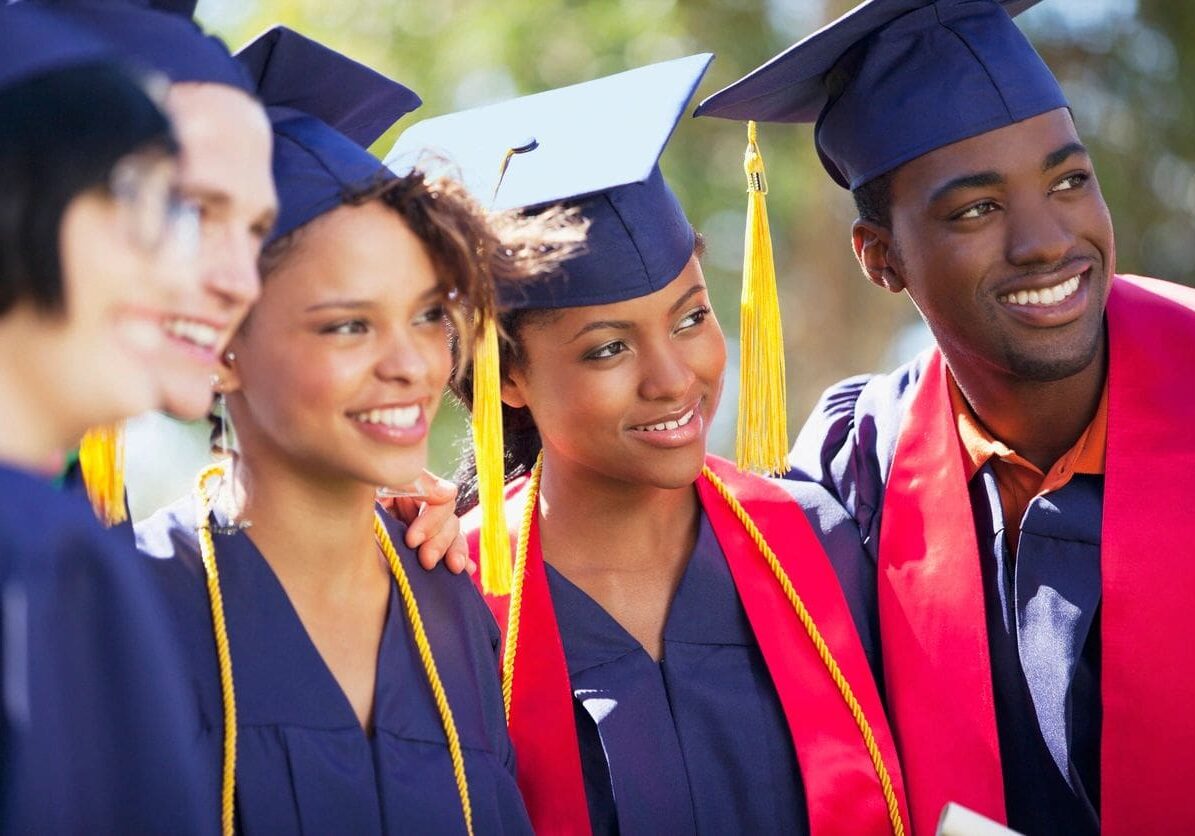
[566,318,634,344]
[668,284,707,315]
[303,287,442,314]
[1042,142,1088,172]
[180,183,230,207]
[929,171,1004,205]
[565,284,709,344]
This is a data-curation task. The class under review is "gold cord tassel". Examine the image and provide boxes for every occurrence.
[473,313,512,596]
[737,121,789,475]
[78,422,128,526]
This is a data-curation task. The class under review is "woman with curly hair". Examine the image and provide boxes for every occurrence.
[399,57,910,836]
[136,28,579,835]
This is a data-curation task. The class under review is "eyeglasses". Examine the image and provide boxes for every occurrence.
[108,153,201,263]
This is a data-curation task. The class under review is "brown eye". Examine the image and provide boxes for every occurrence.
[954,200,998,220]
[1050,172,1090,193]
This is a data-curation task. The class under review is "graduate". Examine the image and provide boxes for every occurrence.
[388,57,908,835]
[38,0,467,569]
[135,26,580,835]
[696,0,1195,833]
[0,5,208,830]
[33,0,277,537]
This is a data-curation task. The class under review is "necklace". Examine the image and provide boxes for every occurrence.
[194,463,474,836]
[500,452,906,836]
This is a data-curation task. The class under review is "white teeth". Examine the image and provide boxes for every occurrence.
[352,405,420,429]
[633,407,696,432]
[163,317,220,349]
[1000,275,1081,307]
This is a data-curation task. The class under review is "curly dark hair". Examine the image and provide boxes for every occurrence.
[211,168,585,452]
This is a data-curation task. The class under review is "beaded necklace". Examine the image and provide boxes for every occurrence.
[194,463,474,836]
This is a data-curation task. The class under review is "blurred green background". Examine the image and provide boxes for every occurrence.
[126,0,1195,518]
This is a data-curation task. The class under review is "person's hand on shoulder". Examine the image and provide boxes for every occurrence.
[380,470,475,574]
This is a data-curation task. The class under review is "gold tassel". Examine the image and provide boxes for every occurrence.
[78,421,129,526]
[737,121,789,476]
[472,312,512,596]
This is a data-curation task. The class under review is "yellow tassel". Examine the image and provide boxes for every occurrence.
[78,422,128,526]
[473,312,512,596]
[737,121,789,476]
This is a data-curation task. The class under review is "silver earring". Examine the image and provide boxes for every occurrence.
[211,390,251,535]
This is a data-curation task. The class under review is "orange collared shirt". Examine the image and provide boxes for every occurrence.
[948,374,1108,555]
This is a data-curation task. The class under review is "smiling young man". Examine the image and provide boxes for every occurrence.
[697,1,1195,834]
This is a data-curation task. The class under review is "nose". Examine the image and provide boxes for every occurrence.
[204,226,262,309]
[1005,196,1073,269]
[638,339,695,403]
[375,327,433,387]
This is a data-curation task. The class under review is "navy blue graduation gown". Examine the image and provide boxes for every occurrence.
[544,511,810,835]
[787,355,1103,834]
[135,497,531,835]
[0,464,206,833]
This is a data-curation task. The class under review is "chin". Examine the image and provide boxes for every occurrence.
[1006,329,1104,383]
[159,381,217,422]
[634,448,707,490]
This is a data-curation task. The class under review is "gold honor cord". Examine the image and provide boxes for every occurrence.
[501,453,906,836]
[194,465,474,836]
[193,464,239,836]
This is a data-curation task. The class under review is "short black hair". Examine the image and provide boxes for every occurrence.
[851,169,894,228]
[0,62,176,317]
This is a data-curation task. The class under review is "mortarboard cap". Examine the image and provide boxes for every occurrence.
[386,53,713,310]
[236,26,421,243]
[0,3,113,92]
[695,0,1065,189]
[21,0,254,93]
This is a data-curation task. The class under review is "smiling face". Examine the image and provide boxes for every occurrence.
[855,107,1115,384]
[153,83,277,421]
[222,199,451,491]
[9,154,189,455]
[503,256,725,490]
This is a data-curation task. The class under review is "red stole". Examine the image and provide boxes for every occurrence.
[878,275,1195,834]
[468,455,908,836]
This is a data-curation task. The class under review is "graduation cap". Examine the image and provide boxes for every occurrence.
[0,3,113,92]
[386,52,712,310]
[695,0,1064,190]
[236,26,421,243]
[21,0,254,93]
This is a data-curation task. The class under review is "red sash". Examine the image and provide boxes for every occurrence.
[878,275,1195,834]
[467,454,908,836]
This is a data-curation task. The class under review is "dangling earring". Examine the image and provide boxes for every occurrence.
[210,354,251,534]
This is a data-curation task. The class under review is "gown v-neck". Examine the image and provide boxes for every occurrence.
[137,495,532,835]
[543,510,811,835]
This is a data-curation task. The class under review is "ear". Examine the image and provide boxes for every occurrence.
[213,345,244,395]
[851,219,906,294]
[500,365,528,410]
